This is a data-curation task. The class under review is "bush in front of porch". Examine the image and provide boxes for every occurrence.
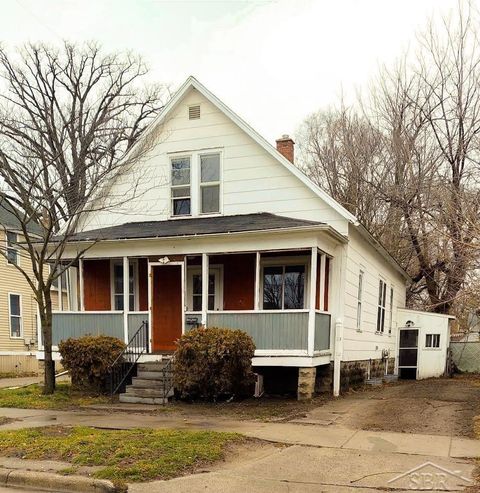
[174,327,255,401]
[59,336,125,392]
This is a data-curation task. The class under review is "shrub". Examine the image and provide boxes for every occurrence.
[59,335,125,392]
[174,327,256,401]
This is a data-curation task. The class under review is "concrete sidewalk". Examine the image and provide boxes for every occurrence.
[129,446,475,493]
[0,377,42,389]
[0,407,479,459]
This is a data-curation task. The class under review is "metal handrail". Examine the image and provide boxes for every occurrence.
[162,355,175,404]
[109,320,149,397]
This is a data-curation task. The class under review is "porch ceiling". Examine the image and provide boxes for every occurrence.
[65,213,327,242]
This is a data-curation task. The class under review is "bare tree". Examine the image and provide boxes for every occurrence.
[298,3,480,314]
[0,42,167,393]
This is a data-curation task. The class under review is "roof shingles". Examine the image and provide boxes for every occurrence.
[70,213,324,242]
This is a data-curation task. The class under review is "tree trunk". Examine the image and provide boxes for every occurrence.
[40,291,55,394]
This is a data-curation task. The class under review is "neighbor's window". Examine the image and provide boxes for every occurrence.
[9,293,22,338]
[171,156,191,216]
[200,153,220,214]
[113,262,136,311]
[426,334,440,348]
[6,231,19,266]
[388,286,394,335]
[263,265,305,310]
[356,270,364,330]
[376,279,387,333]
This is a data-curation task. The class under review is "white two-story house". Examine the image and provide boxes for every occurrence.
[43,77,452,400]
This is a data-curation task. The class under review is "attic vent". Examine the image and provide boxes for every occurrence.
[189,105,200,120]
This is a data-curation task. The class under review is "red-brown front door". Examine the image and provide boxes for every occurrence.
[151,265,183,352]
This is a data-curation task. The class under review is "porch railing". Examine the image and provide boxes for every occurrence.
[206,311,309,350]
[109,320,149,396]
[51,311,124,345]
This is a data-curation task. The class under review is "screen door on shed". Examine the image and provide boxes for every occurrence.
[398,328,418,379]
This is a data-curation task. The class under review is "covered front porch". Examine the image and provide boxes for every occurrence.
[42,213,345,368]
[48,248,333,364]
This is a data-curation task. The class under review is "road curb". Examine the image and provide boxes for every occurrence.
[0,468,121,492]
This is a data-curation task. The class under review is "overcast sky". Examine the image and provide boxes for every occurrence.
[1,0,459,142]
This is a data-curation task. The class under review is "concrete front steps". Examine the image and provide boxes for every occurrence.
[119,360,174,405]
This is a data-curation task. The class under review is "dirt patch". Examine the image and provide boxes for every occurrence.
[302,374,480,437]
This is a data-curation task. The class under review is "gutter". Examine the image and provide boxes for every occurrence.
[50,224,348,248]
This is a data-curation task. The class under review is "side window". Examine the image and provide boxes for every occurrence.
[357,270,364,330]
[6,231,19,266]
[9,293,22,338]
[426,334,440,348]
[171,157,191,216]
[389,286,394,334]
[200,153,220,214]
[376,279,386,333]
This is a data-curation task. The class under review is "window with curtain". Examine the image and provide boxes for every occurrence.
[171,156,191,216]
[9,293,22,338]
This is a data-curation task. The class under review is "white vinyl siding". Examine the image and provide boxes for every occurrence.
[343,227,406,362]
[80,87,349,234]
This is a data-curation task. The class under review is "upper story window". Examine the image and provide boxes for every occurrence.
[171,157,191,216]
[170,151,222,217]
[200,154,220,214]
[6,231,19,266]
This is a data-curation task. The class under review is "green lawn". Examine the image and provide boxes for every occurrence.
[0,383,109,410]
[0,426,242,484]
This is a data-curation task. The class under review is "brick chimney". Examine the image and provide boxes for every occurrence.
[276,134,295,163]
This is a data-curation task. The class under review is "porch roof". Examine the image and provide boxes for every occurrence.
[68,213,326,242]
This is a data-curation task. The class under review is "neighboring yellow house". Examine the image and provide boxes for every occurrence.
[0,203,66,375]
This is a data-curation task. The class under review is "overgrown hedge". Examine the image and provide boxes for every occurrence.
[174,327,256,401]
[59,335,125,392]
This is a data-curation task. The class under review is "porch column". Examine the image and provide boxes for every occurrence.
[79,258,85,311]
[254,251,261,310]
[123,256,129,343]
[201,253,209,326]
[308,247,318,356]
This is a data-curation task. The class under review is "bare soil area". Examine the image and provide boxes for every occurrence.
[303,374,480,437]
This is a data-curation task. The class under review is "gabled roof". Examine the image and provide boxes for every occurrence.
[67,213,329,242]
[0,197,42,235]
[140,76,357,224]
[101,76,409,279]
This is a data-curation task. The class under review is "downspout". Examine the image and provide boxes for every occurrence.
[333,319,343,396]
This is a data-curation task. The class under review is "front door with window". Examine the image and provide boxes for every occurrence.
[398,328,419,379]
[151,264,183,352]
